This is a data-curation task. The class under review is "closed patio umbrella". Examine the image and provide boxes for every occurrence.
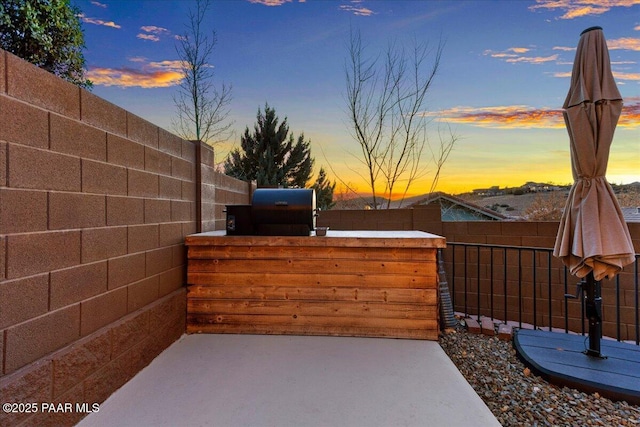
[554,26,635,357]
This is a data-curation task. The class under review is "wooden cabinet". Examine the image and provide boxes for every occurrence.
[186,230,445,340]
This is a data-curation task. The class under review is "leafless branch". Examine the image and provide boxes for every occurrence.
[343,28,456,209]
[172,0,234,149]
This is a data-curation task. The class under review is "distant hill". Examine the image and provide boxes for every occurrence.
[329,182,640,222]
[458,182,639,221]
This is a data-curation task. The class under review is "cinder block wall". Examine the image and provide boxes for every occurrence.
[317,204,443,234]
[0,50,251,426]
[318,208,639,342]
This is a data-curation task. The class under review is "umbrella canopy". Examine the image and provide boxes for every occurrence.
[554,27,635,281]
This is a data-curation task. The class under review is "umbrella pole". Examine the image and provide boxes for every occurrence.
[584,272,604,358]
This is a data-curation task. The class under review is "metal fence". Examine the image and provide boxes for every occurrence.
[446,242,639,345]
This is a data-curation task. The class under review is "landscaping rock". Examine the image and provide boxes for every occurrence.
[440,325,640,426]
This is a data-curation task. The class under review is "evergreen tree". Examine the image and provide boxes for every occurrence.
[224,105,314,188]
[0,0,91,88]
[312,168,336,210]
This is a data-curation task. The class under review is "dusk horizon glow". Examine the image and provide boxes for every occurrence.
[78,0,639,196]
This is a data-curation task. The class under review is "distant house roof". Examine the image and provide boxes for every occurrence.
[407,192,507,221]
[622,207,640,223]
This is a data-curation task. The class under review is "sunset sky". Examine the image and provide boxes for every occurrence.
[77,0,639,196]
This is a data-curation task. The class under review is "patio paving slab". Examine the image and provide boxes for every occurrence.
[77,334,500,427]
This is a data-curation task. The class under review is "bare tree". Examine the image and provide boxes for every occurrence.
[344,29,457,208]
[173,0,233,147]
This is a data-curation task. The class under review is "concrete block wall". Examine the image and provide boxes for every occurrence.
[317,203,442,234]
[318,207,639,342]
[0,50,252,426]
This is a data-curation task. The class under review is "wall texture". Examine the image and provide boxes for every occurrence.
[0,50,252,426]
[318,208,640,342]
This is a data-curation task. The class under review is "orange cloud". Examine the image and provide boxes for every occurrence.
[561,5,610,18]
[607,37,640,51]
[436,105,564,129]
[87,58,185,88]
[613,71,640,81]
[79,14,121,29]
[435,101,640,129]
[529,0,640,19]
[620,98,640,127]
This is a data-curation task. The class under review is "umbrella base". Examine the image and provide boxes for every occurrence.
[584,349,607,359]
[514,329,640,405]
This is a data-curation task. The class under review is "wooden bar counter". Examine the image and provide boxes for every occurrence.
[185,230,446,340]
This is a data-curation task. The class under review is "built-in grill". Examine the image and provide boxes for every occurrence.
[225,204,253,235]
[226,188,316,236]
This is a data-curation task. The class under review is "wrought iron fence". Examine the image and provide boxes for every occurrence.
[446,242,639,346]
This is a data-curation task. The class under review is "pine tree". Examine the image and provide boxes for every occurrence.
[312,168,336,210]
[224,105,313,188]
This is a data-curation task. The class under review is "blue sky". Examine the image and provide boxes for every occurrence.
[77,0,639,195]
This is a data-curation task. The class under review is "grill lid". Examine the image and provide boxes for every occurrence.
[251,188,316,235]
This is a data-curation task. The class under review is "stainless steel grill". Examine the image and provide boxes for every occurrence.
[225,188,316,236]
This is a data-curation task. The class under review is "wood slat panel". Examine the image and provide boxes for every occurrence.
[187,285,437,304]
[187,300,436,320]
[187,313,436,330]
[186,323,438,340]
[188,258,436,276]
[185,231,446,249]
[187,272,437,289]
[185,233,441,340]
[188,245,435,261]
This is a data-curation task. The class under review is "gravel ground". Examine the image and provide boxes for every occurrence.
[439,324,640,426]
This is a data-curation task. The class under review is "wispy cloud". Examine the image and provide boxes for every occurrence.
[552,37,640,53]
[91,1,107,8]
[553,69,640,81]
[484,48,558,65]
[529,0,640,19]
[339,0,375,16]
[608,37,640,51]
[248,0,292,5]
[79,13,121,29]
[435,105,564,129]
[137,25,171,42]
[87,58,184,88]
[137,34,160,42]
[141,26,171,35]
[553,71,572,78]
[433,100,640,129]
[339,5,375,16]
[622,97,640,127]
[505,54,559,64]
[553,46,575,52]
[613,71,640,81]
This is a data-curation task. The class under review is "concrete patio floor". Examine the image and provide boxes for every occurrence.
[77,334,500,427]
